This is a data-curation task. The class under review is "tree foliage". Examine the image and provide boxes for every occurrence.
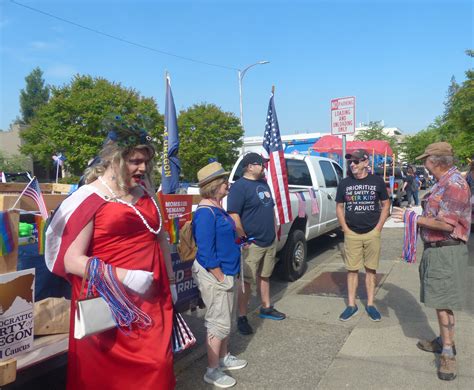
[0,150,31,172]
[20,75,163,176]
[19,67,50,124]
[177,103,243,182]
[354,121,400,156]
[403,50,474,164]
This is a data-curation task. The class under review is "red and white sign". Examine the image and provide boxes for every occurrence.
[331,96,356,135]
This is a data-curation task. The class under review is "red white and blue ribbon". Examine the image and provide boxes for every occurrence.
[172,310,196,353]
[308,188,320,215]
[402,210,418,263]
[87,257,152,334]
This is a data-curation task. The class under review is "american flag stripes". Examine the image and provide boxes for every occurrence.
[262,92,293,225]
[24,177,49,220]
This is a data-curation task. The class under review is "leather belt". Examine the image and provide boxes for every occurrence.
[424,239,465,249]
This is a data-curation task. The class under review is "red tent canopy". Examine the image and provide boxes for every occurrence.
[312,135,393,156]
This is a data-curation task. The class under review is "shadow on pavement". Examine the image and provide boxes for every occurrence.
[379,282,436,340]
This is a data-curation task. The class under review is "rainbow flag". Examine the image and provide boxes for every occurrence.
[35,214,46,255]
[168,216,180,245]
[0,211,14,256]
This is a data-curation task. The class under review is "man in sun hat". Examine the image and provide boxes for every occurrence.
[227,152,286,336]
[335,149,390,322]
[393,142,471,381]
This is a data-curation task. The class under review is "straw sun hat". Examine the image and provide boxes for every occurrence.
[197,162,229,187]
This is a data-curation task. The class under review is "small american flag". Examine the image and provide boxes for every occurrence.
[24,177,49,220]
[262,92,292,225]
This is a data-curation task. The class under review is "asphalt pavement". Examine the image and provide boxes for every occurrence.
[175,219,474,389]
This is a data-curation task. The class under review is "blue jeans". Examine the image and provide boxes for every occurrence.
[413,191,419,206]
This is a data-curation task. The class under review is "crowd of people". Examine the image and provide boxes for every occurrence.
[44,113,471,390]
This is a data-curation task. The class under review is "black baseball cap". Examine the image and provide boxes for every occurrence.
[345,149,369,160]
[241,152,267,167]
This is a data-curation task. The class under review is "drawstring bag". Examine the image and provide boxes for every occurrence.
[177,206,214,262]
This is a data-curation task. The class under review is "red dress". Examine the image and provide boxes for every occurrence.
[66,195,175,390]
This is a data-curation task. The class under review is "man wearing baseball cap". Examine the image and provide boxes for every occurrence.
[393,142,471,381]
[335,149,390,322]
[227,152,286,336]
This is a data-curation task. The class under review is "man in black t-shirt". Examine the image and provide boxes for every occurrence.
[228,152,286,336]
[335,149,390,322]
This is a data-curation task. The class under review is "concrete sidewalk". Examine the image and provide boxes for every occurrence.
[175,227,474,389]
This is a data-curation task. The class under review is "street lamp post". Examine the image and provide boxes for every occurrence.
[238,60,270,130]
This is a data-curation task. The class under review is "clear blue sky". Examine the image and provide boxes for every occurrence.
[1,0,472,137]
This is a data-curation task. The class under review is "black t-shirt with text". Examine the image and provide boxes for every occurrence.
[335,174,389,234]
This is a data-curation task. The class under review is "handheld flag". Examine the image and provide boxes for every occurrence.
[262,90,293,225]
[161,73,181,194]
[23,177,49,220]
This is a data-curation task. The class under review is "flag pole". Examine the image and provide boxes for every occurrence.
[55,161,60,183]
[272,85,275,94]
[383,148,387,181]
[372,148,375,172]
[9,176,35,210]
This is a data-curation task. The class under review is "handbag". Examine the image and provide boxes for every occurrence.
[74,260,116,339]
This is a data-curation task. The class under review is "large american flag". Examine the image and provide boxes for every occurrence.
[262,93,292,225]
[24,177,49,220]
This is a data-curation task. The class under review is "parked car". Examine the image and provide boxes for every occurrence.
[228,154,343,281]
[373,166,406,206]
[2,172,32,182]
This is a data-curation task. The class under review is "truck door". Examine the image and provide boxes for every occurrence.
[318,160,339,231]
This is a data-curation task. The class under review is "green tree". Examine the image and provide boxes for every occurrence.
[177,103,243,182]
[20,75,163,175]
[354,121,400,156]
[0,150,31,172]
[402,120,443,163]
[19,67,50,124]
[442,50,474,161]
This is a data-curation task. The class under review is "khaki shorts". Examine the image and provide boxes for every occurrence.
[242,240,277,284]
[192,261,234,340]
[344,228,381,271]
[419,244,468,310]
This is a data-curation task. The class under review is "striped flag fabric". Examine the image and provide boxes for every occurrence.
[24,177,49,220]
[262,92,293,225]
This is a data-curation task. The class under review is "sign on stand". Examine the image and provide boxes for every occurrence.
[158,193,200,312]
[0,269,35,361]
[331,96,356,177]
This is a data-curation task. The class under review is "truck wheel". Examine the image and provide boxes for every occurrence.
[278,230,307,282]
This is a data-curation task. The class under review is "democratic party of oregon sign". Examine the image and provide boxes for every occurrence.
[0,269,35,360]
[331,96,356,135]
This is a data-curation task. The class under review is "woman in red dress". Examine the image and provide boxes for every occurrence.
[45,119,176,389]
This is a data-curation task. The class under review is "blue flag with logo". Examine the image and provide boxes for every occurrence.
[161,74,181,194]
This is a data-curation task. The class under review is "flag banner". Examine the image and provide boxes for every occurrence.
[168,216,180,245]
[24,178,49,220]
[52,153,66,166]
[295,192,306,218]
[34,214,46,255]
[0,211,15,256]
[161,74,181,194]
[262,92,293,225]
[308,188,320,215]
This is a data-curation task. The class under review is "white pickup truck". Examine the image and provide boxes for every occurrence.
[228,154,343,281]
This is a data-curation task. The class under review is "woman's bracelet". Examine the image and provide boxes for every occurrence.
[168,276,176,284]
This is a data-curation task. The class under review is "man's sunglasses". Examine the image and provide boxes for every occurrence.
[347,158,367,165]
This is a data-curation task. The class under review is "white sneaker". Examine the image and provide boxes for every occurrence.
[220,353,248,370]
[204,368,236,388]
